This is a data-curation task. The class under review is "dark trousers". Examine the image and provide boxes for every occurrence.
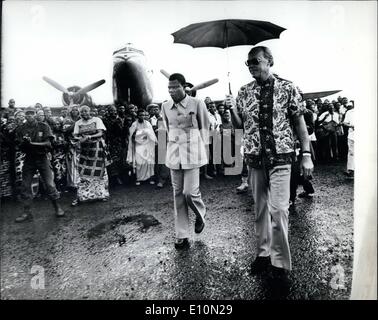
[155,163,170,184]
[207,133,222,175]
[338,131,348,161]
[328,132,338,161]
[317,132,338,163]
[21,156,60,206]
[241,158,249,178]
[290,158,315,203]
[154,143,169,184]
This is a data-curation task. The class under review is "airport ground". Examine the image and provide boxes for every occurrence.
[0,162,353,300]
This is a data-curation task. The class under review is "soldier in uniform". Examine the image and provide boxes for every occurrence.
[14,107,65,222]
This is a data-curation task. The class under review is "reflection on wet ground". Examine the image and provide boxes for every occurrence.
[0,163,353,299]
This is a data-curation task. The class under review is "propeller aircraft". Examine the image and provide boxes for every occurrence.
[43,43,341,113]
[112,44,220,108]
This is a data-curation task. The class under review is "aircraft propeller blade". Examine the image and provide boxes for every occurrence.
[76,79,106,95]
[42,76,69,94]
[160,69,171,79]
[160,70,218,91]
[190,78,219,91]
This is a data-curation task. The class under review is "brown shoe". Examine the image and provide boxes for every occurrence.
[15,213,33,223]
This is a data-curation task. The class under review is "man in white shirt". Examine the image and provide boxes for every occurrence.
[205,99,222,177]
[343,105,354,178]
[318,104,340,162]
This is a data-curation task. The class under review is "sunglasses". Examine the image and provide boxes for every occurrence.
[245,58,261,67]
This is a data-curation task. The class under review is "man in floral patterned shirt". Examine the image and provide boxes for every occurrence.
[226,46,313,285]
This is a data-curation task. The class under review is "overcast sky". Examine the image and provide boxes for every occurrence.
[1,0,377,108]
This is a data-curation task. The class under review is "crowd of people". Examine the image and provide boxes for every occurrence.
[0,101,166,205]
[0,93,355,205]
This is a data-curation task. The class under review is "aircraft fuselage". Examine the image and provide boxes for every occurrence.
[112,45,153,108]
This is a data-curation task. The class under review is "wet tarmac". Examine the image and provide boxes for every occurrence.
[0,163,353,300]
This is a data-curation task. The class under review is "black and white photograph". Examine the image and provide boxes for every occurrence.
[0,0,376,304]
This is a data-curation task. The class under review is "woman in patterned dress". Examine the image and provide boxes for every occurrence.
[0,115,16,198]
[71,105,110,205]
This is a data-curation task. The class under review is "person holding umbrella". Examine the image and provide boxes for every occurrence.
[225,46,313,285]
[161,73,210,249]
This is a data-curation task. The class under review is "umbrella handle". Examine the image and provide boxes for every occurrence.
[227,71,232,95]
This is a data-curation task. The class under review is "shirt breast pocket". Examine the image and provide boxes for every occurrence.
[178,112,196,129]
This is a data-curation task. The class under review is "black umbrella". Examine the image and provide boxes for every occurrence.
[171,19,286,93]
[172,19,286,48]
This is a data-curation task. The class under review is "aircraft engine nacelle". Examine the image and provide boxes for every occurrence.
[62,86,93,107]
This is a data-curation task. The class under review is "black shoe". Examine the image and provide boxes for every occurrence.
[250,256,271,274]
[271,266,292,289]
[15,213,33,223]
[195,215,205,234]
[174,238,190,250]
[289,202,296,214]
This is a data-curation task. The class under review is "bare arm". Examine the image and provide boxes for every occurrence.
[230,107,243,129]
[225,94,243,129]
[294,115,314,178]
[294,115,311,152]
[87,129,104,139]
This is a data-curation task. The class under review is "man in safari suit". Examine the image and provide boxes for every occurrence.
[161,73,210,249]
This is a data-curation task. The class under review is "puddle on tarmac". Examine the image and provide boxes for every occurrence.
[87,214,161,239]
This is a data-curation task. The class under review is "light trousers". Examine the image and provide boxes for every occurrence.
[170,167,206,239]
[249,164,292,270]
[347,139,354,171]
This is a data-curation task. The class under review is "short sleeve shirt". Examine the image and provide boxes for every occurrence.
[74,117,106,135]
[236,74,305,168]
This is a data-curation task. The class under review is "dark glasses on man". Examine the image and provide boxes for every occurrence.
[245,58,261,66]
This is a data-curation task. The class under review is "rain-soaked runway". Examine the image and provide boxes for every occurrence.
[0,163,353,300]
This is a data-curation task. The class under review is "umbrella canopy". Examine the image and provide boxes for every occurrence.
[171,19,286,49]
[302,90,342,101]
[172,19,286,94]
